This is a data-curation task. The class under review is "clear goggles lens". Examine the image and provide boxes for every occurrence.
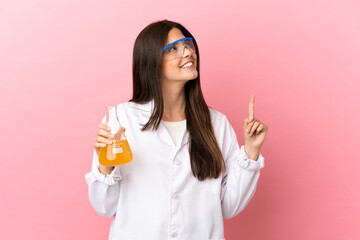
[162,37,196,60]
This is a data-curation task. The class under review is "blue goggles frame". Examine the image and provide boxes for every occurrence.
[162,37,195,52]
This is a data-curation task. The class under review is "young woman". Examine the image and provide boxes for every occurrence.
[85,19,268,240]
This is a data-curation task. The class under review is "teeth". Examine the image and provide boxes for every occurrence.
[180,62,193,68]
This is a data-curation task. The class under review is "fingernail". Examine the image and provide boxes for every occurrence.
[249,116,253,120]
[110,134,114,138]
[107,127,111,130]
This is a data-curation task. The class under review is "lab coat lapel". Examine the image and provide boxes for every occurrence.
[157,121,177,148]
[157,122,190,149]
[132,99,190,149]
[180,129,190,148]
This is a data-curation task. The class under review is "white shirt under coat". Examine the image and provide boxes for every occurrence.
[85,99,265,240]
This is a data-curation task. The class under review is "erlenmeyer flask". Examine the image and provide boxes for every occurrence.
[98,106,133,166]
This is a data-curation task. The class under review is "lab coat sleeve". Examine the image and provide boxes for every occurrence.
[84,148,122,218]
[84,112,122,217]
[220,117,265,219]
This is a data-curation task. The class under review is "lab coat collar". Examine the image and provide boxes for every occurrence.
[130,99,190,149]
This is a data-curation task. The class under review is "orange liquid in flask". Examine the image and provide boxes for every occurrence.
[99,138,133,166]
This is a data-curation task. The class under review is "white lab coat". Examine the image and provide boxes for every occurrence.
[85,99,265,240]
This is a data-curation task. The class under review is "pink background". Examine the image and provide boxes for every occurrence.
[1,0,359,239]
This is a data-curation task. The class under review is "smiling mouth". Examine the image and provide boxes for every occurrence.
[180,61,194,69]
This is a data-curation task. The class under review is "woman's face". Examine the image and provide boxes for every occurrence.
[159,28,198,83]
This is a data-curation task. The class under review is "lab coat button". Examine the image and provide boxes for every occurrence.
[243,155,248,161]
[170,232,177,238]
[175,160,181,165]
[171,193,178,200]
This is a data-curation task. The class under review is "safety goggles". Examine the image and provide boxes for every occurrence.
[162,37,196,60]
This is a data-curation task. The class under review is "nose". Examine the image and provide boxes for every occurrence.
[182,45,193,57]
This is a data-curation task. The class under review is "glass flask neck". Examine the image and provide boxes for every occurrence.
[105,106,122,135]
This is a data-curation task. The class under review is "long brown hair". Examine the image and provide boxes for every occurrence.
[129,19,225,181]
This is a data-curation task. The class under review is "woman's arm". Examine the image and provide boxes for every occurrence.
[85,148,122,218]
[220,117,265,219]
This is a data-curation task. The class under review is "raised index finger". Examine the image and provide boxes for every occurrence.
[248,94,255,120]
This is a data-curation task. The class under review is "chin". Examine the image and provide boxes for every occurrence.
[189,71,198,80]
[184,70,198,80]
[168,71,198,82]
[189,74,198,80]
[180,76,197,82]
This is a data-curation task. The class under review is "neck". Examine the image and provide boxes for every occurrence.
[161,81,186,122]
